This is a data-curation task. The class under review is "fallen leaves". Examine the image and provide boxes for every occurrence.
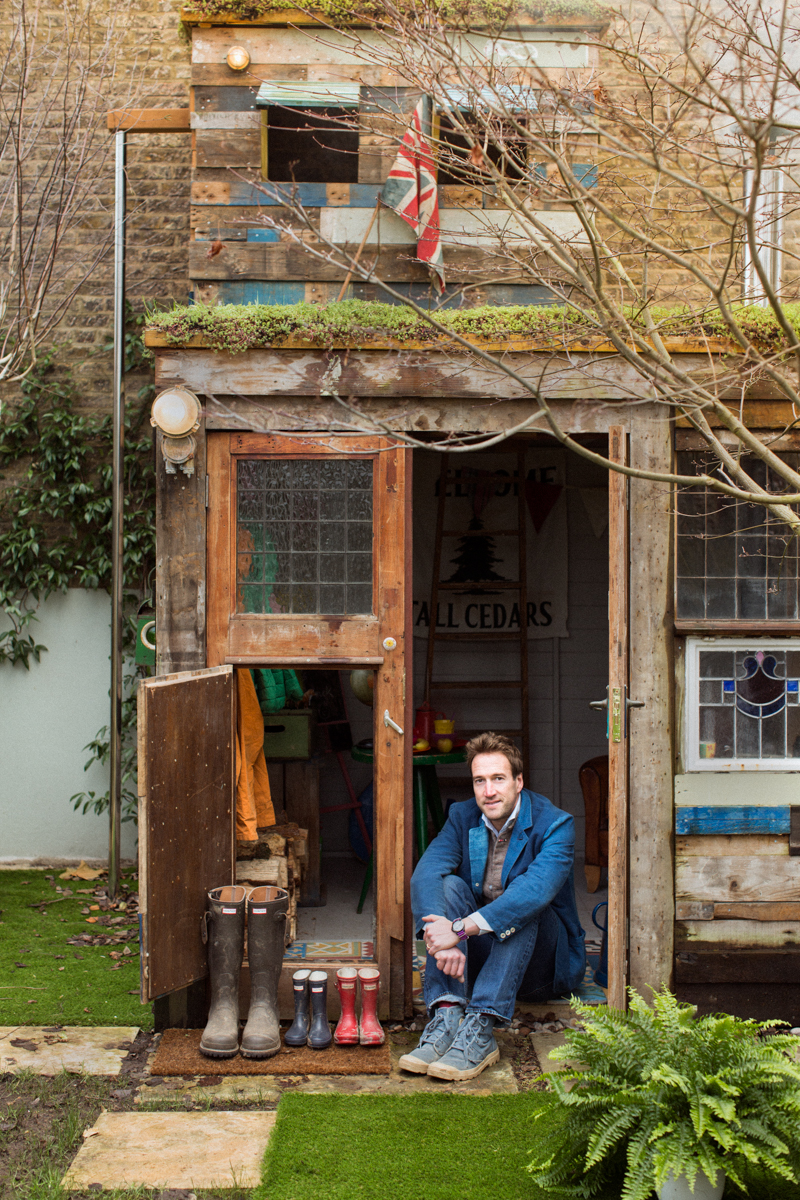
[207,239,224,258]
[59,862,104,881]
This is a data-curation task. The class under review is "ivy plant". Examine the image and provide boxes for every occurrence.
[0,322,157,824]
[527,988,800,1200]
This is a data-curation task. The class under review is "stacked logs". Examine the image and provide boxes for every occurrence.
[236,822,308,945]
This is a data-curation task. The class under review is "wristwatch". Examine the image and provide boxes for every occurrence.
[451,918,469,942]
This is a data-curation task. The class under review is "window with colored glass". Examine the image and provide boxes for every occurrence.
[236,458,374,616]
[686,637,800,768]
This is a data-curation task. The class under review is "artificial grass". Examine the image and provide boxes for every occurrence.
[0,869,152,1029]
[257,1093,549,1200]
[257,1093,800,1200]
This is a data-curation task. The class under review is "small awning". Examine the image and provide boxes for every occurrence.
[256,82,361,108]
[436,86,539,113]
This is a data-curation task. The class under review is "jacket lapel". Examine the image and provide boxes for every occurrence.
[468,824,489,894]
[501,791,533,887]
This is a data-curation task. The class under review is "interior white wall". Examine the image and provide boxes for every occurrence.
[0,589,137,862]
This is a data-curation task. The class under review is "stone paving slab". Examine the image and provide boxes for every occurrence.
[136,1033,517,1103]
[62,1111,276,1189]
[0,1026,138,1075]
[529,1030,568,1074]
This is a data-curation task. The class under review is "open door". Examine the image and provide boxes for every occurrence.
[206,433,410,1016]
[607,426,631,1010]
[138,665,235,1002]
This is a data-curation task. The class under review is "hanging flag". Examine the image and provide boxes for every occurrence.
[380,97,445,293]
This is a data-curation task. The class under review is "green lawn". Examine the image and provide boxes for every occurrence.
[257,1093,800,1200]
[0,869,152,1028]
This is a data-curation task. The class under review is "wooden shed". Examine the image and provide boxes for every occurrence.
[137,6,800,1026]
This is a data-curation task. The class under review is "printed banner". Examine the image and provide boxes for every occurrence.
[413,450,569,639]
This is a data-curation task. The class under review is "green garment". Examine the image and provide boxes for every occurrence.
[253,668,304,714]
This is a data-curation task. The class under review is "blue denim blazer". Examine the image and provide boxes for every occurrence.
[410,789,586,996]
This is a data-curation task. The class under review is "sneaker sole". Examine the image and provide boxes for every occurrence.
[398,1052,434,1074]
[427,1047,501,1081]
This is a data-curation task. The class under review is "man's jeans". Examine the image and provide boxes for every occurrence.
[422,875,560,1024]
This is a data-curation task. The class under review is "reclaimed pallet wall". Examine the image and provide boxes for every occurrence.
[189,23,597,307]
[674,789,800,987]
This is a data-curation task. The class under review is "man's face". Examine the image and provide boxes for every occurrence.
[471,753,523,830]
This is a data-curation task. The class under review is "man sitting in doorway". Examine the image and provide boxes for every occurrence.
[399,732,585,1082]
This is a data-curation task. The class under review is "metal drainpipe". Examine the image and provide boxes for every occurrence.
[109,129,127,900]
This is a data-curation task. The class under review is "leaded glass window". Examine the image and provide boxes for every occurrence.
[686,637,800,768]
[236,458,373,615]
[676,450,800,621]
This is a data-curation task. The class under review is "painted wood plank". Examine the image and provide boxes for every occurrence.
[191,62,400,87]
[196,280,556,307]
[675,772,800,806]
[675,834,789,856]
[675,806,791,835]
[676,901,800,920]
[107,107,190,133]
[676,919,800,948]
[193,85,260,112]
[191,26,591,68]
[320,205,586,246]
[155,430,207,674]
[189,173,597,205]
[191,112,260,129]
[676,855,800,902]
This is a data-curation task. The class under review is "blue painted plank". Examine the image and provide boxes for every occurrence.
[675,806,791,835]
[206,282,306,305]
[246,228,280,242]
[202,173,598,206]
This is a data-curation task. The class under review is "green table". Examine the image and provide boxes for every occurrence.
[350,745,467,858]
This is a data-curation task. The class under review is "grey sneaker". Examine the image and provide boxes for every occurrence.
[398,1005,464,1074]
[427,1012,500,1081]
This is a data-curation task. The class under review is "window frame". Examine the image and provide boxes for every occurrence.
[684,635,800,771]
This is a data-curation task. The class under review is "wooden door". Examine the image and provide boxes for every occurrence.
[138,665,235,1002]
[206,433,411,1016]
[607,426,630,1010]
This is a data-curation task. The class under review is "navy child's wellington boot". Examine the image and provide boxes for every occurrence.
[308,970,333,1049]
[284,969,312,1046]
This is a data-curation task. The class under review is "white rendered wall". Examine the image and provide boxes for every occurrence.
[0,589,137,862]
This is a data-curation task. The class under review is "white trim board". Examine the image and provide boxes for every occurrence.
[319,206,586,246]
[675,772,800,806]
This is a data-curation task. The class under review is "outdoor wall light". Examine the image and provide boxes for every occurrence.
[226,46,251,70]
[150,386,202,477]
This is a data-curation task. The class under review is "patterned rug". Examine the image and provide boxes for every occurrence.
[284,941,374,961]
[412,941,607,1007]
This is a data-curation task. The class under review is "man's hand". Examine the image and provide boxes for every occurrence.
[434,948,466,981]
[422,913,481,955]
[422,915,458,954]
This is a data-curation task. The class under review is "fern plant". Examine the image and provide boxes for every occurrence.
[527,988,800,1200]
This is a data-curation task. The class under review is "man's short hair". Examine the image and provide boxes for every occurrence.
[465,733,523,780]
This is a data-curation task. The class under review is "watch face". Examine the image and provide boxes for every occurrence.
[452,919,465,933]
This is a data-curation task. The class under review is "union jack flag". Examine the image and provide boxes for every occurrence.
[380,97,445,293]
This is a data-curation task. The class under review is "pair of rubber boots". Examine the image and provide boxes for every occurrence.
[199,884,287,1060]
[284,966,385,1049]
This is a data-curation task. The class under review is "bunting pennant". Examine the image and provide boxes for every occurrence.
[380,97,445,293]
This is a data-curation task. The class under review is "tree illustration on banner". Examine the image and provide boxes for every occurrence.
[447,516,507,589]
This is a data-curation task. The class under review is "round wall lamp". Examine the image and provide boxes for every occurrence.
[151,386,202,477]
[226,46,251,70]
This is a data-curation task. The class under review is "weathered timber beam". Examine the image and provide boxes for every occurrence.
[676,854,800,903]
[676,919,800,950]
[201,394,635,434]
[676,901,800,921]
[107,108,191,133]
[675,949,800,984]
[152,345,779,402]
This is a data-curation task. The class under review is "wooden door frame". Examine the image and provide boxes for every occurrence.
[205,431,411,1018]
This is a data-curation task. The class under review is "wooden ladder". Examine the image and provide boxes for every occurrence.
[424,448,530,769]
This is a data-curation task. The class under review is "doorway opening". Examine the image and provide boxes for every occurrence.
[411,436,610,992]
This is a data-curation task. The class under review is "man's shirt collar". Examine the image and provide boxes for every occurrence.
[481,796,521,840]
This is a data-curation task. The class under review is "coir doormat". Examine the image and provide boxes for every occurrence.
[151,1028,391,1076]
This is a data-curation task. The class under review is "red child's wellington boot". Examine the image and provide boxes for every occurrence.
[358,967,385,1045]
[334,967,359,1044]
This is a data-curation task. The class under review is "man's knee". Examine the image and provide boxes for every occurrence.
[441,874,475,915]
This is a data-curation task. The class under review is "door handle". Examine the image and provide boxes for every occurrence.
[383,710,404,735]
[589,698,607,711]
[626,697,645,710]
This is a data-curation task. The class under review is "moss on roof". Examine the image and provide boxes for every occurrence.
[145,299,800,353]
[181,0,609,26]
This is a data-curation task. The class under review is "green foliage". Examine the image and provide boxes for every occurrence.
[528,989,800,1200]
[182,0,610,29]
[146,298,800,354]
[0,329,157,825]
